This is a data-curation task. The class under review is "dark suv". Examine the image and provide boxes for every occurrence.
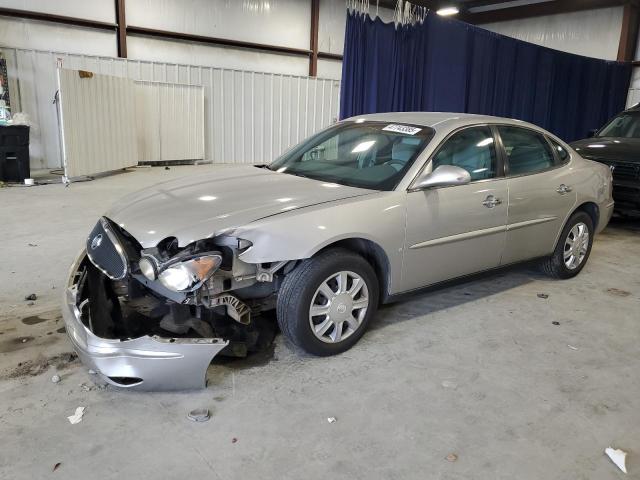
[571,105,640,216]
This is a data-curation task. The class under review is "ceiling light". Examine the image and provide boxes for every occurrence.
[437,6,459,16]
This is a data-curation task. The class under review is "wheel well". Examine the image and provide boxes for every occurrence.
[317,238,391,302]
[574,202,599,229]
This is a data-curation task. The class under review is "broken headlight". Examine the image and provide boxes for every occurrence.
[156,255,223,292]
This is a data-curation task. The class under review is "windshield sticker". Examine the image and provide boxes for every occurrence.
[382,124,422,135]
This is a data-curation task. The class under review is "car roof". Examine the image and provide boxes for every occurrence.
[346,111,545,134]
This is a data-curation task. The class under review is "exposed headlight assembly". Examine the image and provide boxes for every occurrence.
[139,254,222,292]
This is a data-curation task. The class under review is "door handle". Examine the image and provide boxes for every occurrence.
[482,195,502,208]
[557,184,572,195]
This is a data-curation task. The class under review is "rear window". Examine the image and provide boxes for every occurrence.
[498,126,555,176]
[549,138,569,164]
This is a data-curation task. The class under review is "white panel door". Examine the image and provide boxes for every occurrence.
[58,68,138,178]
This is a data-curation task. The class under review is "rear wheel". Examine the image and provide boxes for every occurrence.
[541,211,594,279]
[277,249,379,356]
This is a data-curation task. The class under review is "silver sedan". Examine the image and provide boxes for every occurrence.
[63,112,614,390]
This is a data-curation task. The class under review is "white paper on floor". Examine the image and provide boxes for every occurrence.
[67,406,85,425]
[605,447,627,473]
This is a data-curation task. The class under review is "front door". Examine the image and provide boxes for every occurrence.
[402,126,508,292]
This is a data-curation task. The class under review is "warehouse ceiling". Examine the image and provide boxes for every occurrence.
[378,0,630,24]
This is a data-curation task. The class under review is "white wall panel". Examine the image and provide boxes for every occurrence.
[135,81,205,161]
[0,46,341,170]
[126,36,309,76]
[627,67,640,108]
[0,17,117,56]
[0,0,114,22]
[58,69,138,178]
[317,58,342,81]
[482,6,623,61]
[126,0,310,50]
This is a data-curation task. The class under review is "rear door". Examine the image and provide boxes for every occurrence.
[402,125,508,291]
[497,126,576,265]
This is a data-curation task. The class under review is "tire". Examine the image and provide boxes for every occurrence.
[540,211,594,279]
[277,248,379,356]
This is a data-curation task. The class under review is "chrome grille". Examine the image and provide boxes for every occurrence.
[86,218,128,280]
[610,162,640,181]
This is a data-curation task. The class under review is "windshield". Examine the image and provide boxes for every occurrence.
[598,112,640,138]
[268,121,434,190]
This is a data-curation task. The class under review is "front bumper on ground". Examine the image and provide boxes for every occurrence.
[62,252,229,391]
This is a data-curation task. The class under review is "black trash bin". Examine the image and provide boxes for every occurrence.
[0,125,30,183]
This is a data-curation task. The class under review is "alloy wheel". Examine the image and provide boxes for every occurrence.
[563,222,589,270]
[308,271,370,343]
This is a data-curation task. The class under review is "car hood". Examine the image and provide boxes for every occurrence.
[106,165,375,248]
[571,137,640,163]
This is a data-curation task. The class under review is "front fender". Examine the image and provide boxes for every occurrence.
[233,191,407,294]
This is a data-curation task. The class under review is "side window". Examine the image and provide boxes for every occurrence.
[431,127,497,181]
[548,138,569,164]
[498,126,554,175]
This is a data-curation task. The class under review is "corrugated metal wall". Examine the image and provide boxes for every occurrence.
[135,81,205,162]
[58,69,138,178]
[0,46,341,170]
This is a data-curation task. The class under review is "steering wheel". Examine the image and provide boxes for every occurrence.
[383,159,406,171]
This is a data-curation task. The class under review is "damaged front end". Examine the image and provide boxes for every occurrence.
[62,217,289,390]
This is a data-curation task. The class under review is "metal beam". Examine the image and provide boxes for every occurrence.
[126,25,312,57]
[617,2,640,61]
[459,0,628,24]
[115,0,127,58]
[309,0,320,76]
[0,7,117,31]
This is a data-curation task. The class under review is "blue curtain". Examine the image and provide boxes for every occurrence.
[339,11,632,142]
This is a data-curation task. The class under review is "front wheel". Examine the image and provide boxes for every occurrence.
[277,249,379,356]
[540,211,594,279]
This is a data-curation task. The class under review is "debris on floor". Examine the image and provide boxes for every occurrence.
[327,417,337,423]
[187,408,210,422]
[28,243,38,247]
[441,380,458,389]
[606,288,631,297]
[1,352,78,380]
[24,293,37,301]
[552,321,560,326]
[52,462,61,472]
[567,345,578,351]
[446,453,458,462]
[232,437,238,443]
[605,446,628,473]
[67,406,85,425]
[51,374,61,383]
[537,293,549,299]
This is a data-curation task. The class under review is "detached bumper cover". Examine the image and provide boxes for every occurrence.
[62,254,229,391]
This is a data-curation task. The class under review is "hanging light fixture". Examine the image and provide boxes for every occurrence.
[436,6,459,16]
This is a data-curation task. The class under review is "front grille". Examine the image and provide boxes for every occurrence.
[611,162,640,181]
[86,218,128,280]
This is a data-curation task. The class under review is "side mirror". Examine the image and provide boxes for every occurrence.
[587,129,598,138]
[412,165,471,190]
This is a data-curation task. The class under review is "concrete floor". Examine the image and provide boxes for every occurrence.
[1,165,639,479]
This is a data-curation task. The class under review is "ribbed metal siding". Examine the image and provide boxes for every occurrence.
[0,46,341,169]
[58,68,138,178]
[135,81,205,162]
